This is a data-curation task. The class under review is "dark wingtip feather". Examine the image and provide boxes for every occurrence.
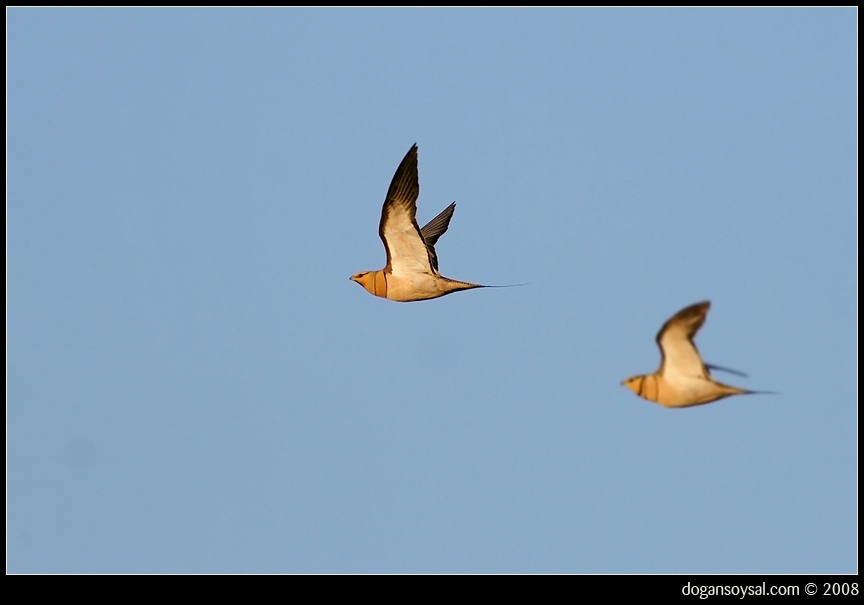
[420,202,457,248]
[705,363,749,378]
[385,145,419,205]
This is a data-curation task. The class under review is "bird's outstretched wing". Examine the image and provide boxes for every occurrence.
[378,145,435,277]
[420,202,455,273]
[657,301,711,379]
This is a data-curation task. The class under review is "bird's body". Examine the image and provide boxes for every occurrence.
[622,301,758,408]
[623,369,749,408]
[351,268,481,302]
[350,145,484,302]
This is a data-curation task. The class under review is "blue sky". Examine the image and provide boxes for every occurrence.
[8,9,856,573]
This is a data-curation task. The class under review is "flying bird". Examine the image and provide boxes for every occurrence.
[622,301,768,407]
[350,144,486,302]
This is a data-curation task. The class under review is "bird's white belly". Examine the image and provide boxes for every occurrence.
[660,374,722,407]
[386,272,446,301]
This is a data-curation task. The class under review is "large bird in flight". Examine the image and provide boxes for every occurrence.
[622,301,769,407]
[350,144,486,302]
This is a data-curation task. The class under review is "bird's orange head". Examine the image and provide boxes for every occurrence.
[621,375,644,396]
[350,270,387,298]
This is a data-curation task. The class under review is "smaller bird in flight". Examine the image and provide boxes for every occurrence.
[350,144,486,302]
[622,301,770,407]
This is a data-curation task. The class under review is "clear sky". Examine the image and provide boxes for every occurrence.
[8,9,856,573]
